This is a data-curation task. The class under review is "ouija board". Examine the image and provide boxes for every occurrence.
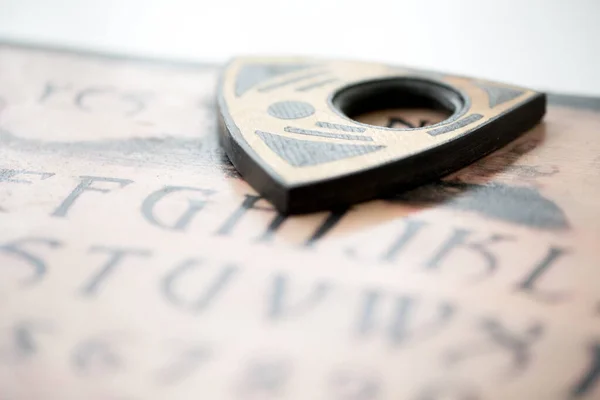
[0,42,599,400]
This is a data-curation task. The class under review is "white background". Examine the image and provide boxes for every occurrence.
[1,0,599,96]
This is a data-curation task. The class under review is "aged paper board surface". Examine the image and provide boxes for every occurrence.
[0,43,599,399]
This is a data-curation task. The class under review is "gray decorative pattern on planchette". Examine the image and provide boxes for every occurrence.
[255,130,385,167]
[235,63,314,97]
[267,101,315,120]
[476,82,524,108]
[427,114,483,136]
[283,126,373,141]
[258,71,329,92]
[315,121,366,133]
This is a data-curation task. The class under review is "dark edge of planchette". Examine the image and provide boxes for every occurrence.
[285,93,546,214]
[218,110,288,209]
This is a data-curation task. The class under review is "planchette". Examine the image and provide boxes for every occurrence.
[217,57,546,214]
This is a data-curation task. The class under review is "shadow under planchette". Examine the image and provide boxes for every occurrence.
[384,122,569,231]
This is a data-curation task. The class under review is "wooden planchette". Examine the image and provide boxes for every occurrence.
[218,57,546,214]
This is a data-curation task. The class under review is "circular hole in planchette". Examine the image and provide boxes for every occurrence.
[331,77,466,130]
